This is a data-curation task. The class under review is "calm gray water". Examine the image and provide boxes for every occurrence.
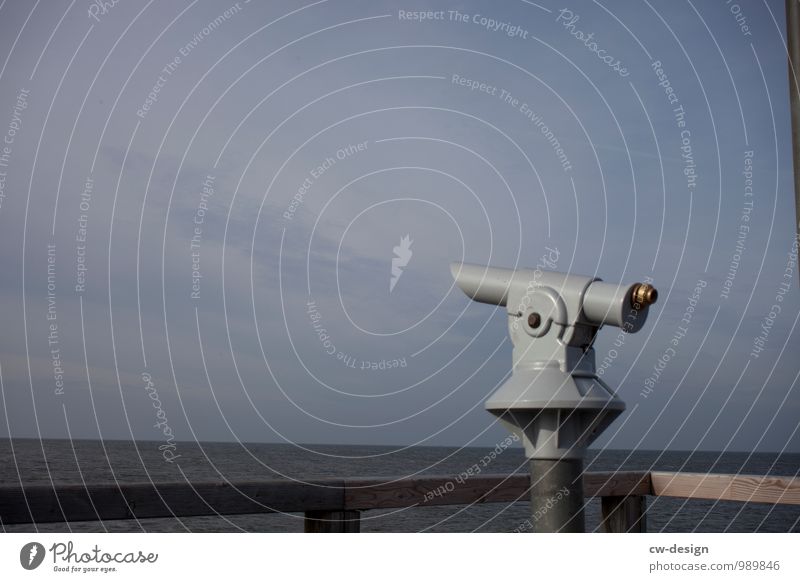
[1,439,798,533]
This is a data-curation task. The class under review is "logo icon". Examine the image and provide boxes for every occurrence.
[20,542,45,570]
[390,235,413,293]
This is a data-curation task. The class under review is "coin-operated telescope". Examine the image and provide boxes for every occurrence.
[451,262,657,532]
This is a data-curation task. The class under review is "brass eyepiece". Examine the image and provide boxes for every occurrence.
[631,283,658,308]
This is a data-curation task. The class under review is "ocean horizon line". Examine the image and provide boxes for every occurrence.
[1,437,796,456]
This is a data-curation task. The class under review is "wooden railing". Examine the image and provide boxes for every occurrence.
[1,471,797,532]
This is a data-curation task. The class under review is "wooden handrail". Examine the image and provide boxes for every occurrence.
[650,471,800,505]
[0,470,796,528]
[0,471,648,525]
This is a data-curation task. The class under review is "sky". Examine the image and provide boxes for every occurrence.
[0,0,797,455]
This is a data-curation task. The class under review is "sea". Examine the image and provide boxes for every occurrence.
[1,438,798,533]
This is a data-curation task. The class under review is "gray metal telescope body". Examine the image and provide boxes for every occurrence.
[450,262,652,461]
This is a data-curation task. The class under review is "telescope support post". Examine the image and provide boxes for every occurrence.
[529,458,585,533]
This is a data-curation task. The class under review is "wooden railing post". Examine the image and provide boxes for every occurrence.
[600,495,646,533]
[304,510,361,533]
